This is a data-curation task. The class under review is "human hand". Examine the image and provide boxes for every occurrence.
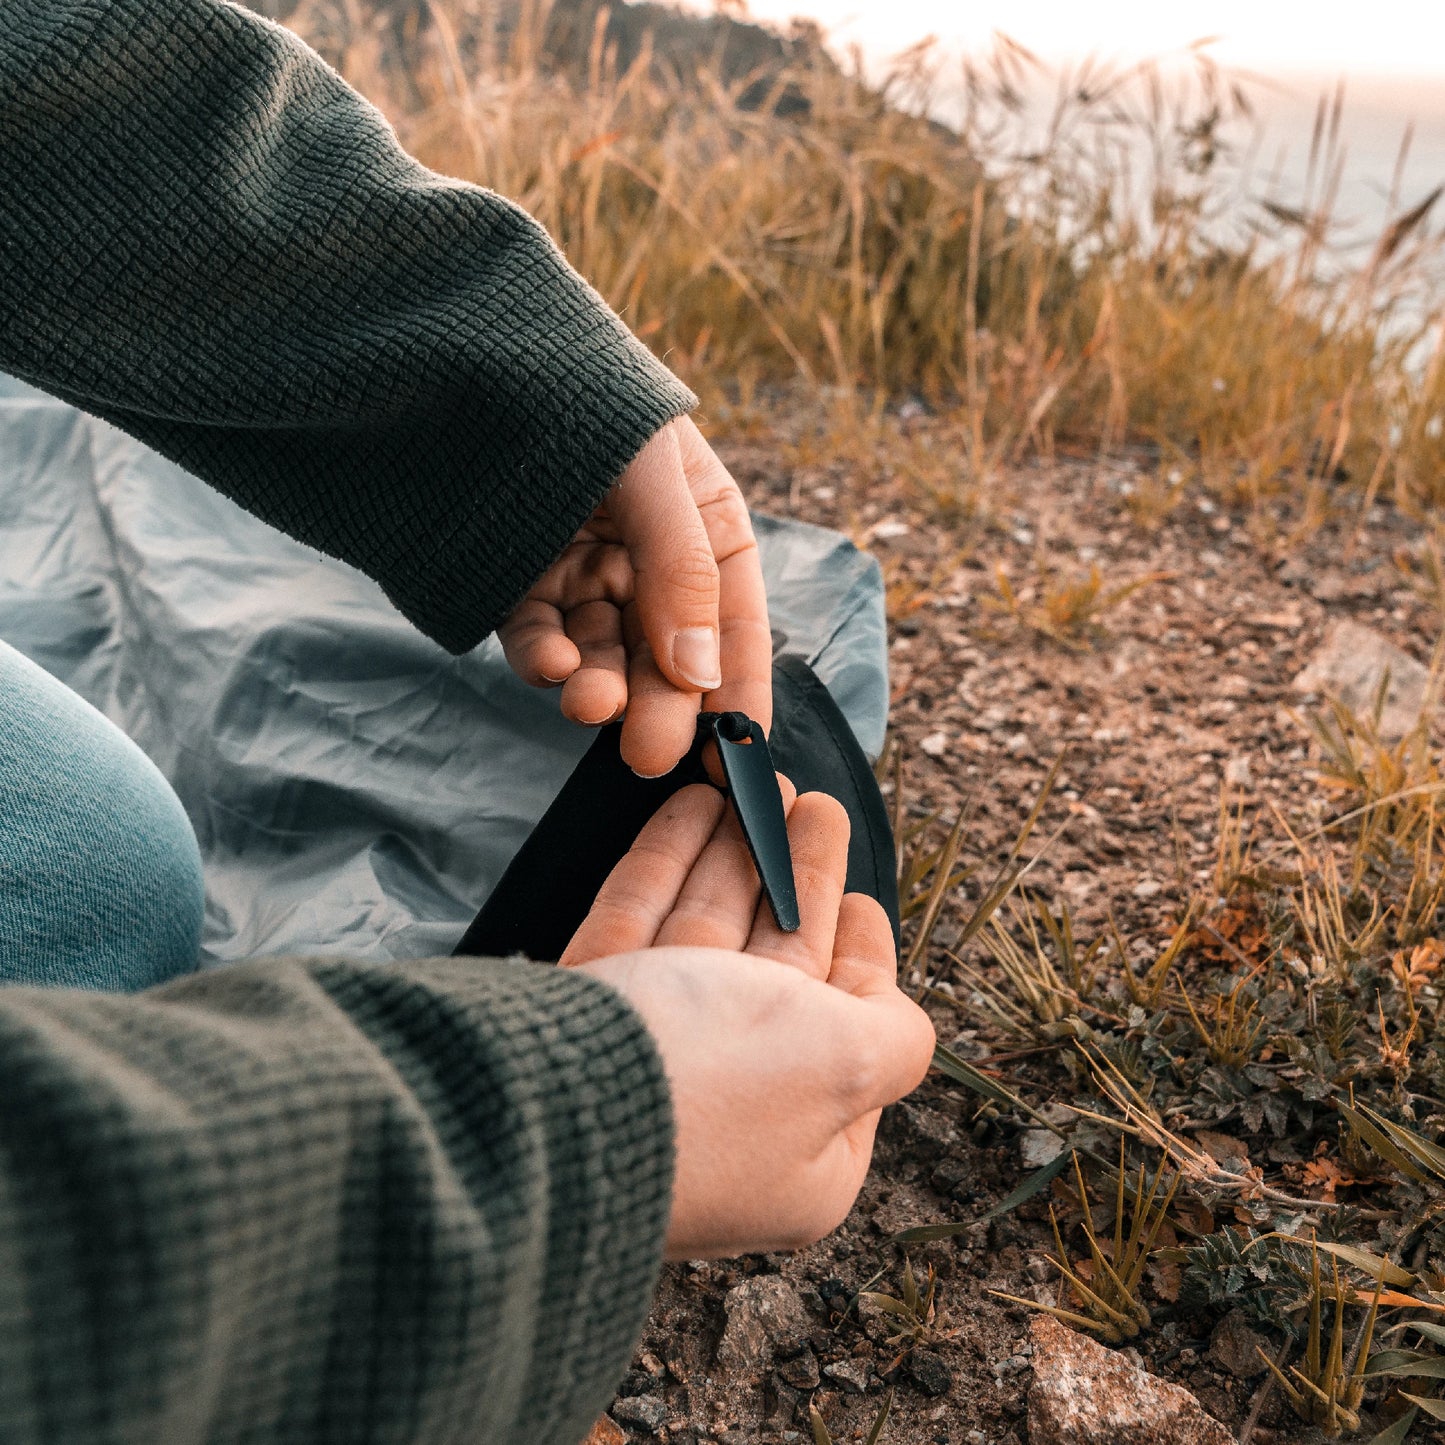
[496,417,772,779]
[564,783,935,1258]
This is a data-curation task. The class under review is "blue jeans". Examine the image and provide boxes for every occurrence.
[0,640,204,990]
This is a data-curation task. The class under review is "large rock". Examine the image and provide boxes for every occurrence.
[1028,1316,1233,1445]
[582,1418,626,1445]
[1292,620,1431,740]
[714,1276,812,1375]
[610,1395,666,1434]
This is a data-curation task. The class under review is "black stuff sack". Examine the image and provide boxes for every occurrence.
[455,656,900,963]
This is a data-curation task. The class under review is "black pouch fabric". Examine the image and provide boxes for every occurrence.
[454,656,899,962]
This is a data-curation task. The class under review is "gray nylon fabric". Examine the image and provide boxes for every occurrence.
[0,373,889,968]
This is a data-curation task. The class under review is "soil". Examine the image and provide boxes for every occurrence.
[603,395,1441,1445]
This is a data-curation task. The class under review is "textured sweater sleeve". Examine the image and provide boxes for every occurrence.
[0,0,697,653]
[0,954,673,1445]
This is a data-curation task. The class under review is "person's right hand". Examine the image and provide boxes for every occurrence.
[496,417,772,780]
[564,784,935,1259]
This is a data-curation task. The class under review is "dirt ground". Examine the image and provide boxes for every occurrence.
[604,398,1439,1445]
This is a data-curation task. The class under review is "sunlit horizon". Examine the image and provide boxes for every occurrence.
[708,0,1445,81]
[681,0,1445,257]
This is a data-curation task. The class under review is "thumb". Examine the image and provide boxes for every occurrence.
[608,422,722,693]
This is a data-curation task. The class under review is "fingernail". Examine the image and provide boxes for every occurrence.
[673,627,722,691]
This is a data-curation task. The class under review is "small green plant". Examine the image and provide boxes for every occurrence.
[1253,1235,1388,1436]
[1299,695,1444,880]
[1177,968,1266,1068]
[992,1146,1178,1342]
[1182,1227,1306,1329]
[956,896,1089,1040]
[1114,905,1195,1010]
[1292,846,1389,984]
[858,1259,953,1362]
[887,745,1071,1057]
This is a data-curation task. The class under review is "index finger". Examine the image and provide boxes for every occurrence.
[677,418,773,737]
[560,784,726,965]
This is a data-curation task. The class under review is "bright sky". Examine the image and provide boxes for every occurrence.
[730,0,1445,77]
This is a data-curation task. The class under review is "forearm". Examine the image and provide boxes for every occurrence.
[0,0,695,651]
[0,956,672,1445]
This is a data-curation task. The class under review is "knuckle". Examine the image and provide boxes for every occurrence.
[790,1191,854,1250]
[662,545,720,598]
[666,906,737,950]
[586,894,650,931]
[615,837,690,880]
[697,479,749,521]
[842,1026,893,1110]
[583,545,634,601]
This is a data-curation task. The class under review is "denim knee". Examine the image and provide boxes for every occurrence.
[0,642,204,991]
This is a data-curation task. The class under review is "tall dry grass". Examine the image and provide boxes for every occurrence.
[295,0,1445,511]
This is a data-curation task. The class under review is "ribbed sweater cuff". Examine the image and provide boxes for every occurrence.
[0,952,674,1443]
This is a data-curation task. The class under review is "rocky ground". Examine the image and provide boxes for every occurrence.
[593,398,1444,1445]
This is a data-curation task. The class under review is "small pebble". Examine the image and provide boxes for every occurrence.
[611,1395,666,1433]
[919,731,949,757]
[1019,1129,1066,1168]
[872,520,911,540]
[823,1357,871,1394]
[775,1346,821,1391]
[905,1349,953,1396]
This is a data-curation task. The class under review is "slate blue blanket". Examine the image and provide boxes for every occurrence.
[0,374,888,968]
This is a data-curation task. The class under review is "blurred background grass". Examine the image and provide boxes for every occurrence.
[276,0,1445,516]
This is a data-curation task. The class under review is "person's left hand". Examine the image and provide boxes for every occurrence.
[497,416,772,778]
[560,780,935,1258]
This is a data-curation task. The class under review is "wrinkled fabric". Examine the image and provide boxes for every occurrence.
[0,375,888,968]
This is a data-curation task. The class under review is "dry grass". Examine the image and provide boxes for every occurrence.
[991,1146,1181,1343]
[986,559,1166,649]
[292,0,1445,516]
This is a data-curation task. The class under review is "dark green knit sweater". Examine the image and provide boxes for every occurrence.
[0,1,694,1440]
[1,0,695,654]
